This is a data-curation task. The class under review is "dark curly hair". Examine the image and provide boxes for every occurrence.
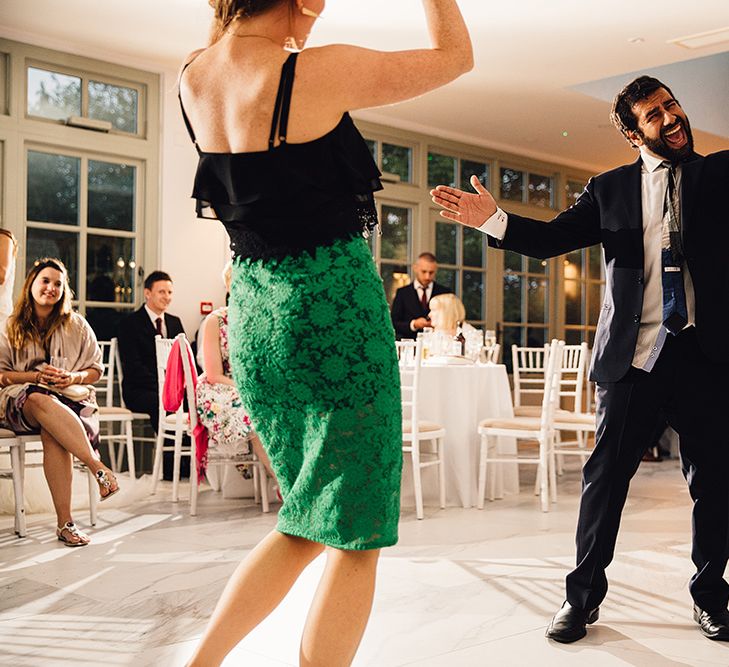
[208,0,296,44]
[610,75,679,147]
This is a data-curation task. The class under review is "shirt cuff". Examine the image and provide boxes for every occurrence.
[409,320,416,331]
[476,207,508,239]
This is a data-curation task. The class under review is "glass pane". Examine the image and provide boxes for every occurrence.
[504,250,522,272]
[462,227,484,267]
[502,326,522,373]
[564,328,582,345]
[26,228,79,294]
[438,268,457,292]
[566,180,585,207]
[460,160,489,191]
[380,263,408,305]
[526,327,547,348]
[503,272,522,322]
[588,244,602,279]
[382,143,411,183]
[27,150,80,226]
[565,249,582,275]
[86,306,133,343]
[428,152,456,188]
[528,257,548,274]
[87,234,136,304]
[364,139,377,163]
[528,173,553,208]
[380,205,410,261]
[500,167,524,202]
[588,282,603,325]
[565,279,581,324]
[88,80,138,133]
[27,66,81,121]
[462,271,484,321]
[88,160,135,231]
[435,222,457,265]
[527,277,548,322]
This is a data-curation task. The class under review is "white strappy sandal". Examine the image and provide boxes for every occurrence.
[56,522,89,547]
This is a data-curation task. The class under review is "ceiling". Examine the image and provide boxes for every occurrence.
[2,0,728,173]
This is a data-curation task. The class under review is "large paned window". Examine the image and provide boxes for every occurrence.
[25,147,142,338]
[0,38,159,342]
[364,138,413,184]
[502,251,550,367]
[26,63,143,135]
[500,166,555,208]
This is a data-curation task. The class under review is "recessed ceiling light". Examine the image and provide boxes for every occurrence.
[628,36,645,44]
[562,131,569,137]
[669,26,729,49]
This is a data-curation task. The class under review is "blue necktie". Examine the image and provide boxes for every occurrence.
[661,163,687,335]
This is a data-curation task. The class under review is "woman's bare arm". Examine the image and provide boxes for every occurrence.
[201,313,235,386]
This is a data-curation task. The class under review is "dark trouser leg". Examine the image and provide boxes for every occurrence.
[669,334,729,611]
[566,369,666,610]
[123,389,159,434]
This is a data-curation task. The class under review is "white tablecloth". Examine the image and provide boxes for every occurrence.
[401,363,518,509]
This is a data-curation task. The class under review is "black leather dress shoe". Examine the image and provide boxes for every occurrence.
[545,601,599,643]
[694,605,729,641]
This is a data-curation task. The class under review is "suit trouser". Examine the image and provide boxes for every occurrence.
[566,327,729,612]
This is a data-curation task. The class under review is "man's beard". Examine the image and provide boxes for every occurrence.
[639,117,694,163]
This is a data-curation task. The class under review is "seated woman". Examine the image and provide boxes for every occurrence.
[196,262,275,485]
[427,293,482,357]
[0,258,118,547]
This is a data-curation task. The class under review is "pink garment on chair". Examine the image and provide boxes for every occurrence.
[162,338,209,481]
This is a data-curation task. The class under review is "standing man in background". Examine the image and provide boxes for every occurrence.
[390,252,451,339]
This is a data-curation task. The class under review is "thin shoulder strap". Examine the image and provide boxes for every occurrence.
[178,60,200,153]
[268,52,299,150]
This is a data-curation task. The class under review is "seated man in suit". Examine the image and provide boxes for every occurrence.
[390,252,451,339]
[118,271,186,478]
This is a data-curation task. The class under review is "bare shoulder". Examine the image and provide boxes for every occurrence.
[178,48,208,83]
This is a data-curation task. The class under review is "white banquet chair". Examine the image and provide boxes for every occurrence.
[477,339,563,512]
[397,338,446,520]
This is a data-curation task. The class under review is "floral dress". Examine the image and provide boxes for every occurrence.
[196,307,254,462]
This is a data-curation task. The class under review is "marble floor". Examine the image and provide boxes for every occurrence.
[2,461,729,667]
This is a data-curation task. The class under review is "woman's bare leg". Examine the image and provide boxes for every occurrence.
[299,548,380,667]
[188,530,324,667]
[41,431,73,525]
[22,393,104,474]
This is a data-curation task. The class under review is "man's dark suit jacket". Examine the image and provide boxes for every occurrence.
[117,306,185,399]
[390,281,451,339]
[491,151,729,382]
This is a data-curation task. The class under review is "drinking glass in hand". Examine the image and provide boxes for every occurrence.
[49,356,69,385]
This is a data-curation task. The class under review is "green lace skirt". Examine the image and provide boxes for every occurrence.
[228,235,402,550]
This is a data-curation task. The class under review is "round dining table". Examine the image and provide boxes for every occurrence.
[400,362,519,509]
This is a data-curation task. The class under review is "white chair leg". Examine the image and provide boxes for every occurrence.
[108,436,119,473]
[151,430,165,494]
[437,438,446,510]
[538,437,550,513]
[411,442,424,520]
[252,462,261,504]
[123,421,136,483]
[548,438,558,505]
[555,431,564,476]
[172,429,183,503]
[477,434,488,510]
[10,444,26,538]
[487,436,498,502]
[190,449,198,518]
[88,468,98,526]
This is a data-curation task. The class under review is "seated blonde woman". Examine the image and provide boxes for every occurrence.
[0,258,118,547]
[427,293,482,357]
[196,262,275,485]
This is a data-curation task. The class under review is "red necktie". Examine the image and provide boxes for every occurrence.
[155,317,163,336]
[420,287,428,310]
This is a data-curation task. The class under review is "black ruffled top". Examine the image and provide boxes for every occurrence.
[180,52,383,261]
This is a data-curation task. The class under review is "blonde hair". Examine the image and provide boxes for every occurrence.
[208,0,295,44]
[8,258,73,351]
[429,293,466,333]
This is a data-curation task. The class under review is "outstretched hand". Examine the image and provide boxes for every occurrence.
[430,175,497,228]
